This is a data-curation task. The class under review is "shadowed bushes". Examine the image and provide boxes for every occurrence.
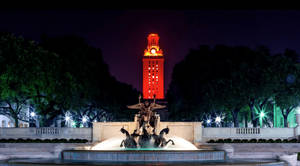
[0,138,89,143]
[207,138,300,143]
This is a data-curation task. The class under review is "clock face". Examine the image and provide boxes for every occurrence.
[151,48,156,54]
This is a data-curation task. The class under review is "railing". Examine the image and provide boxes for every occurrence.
[36,127,60,135]
[236,128,260,134]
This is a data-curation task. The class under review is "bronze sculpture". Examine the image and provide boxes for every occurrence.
[127,94,166,133]
[120,94,174,148]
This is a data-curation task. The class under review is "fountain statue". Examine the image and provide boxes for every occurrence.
[120,94,175,148]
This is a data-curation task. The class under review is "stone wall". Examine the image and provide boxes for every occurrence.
[0,123,299,144]
[92,122,203,143]
[0,127,92,141]
[202,127,297,142]
[0,143,89,160]
[204,143,300,160]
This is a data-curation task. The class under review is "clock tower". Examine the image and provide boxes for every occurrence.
[143,33,164,99]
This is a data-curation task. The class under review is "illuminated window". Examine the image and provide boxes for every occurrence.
[148,67,151,70]
[148,90,151,93]
[156,79,158,81]
[156,65,158,67]
[156,76,158,78]
[152,76,154,78]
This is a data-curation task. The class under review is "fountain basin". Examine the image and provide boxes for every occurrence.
[61,150,225,162]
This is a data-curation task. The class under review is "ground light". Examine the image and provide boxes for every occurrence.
[30,112,35,117]
[259,111,265,128]
[82,117,87,123]
[206,119,211,124]
[65,116,70,121]
[215,116,221,123]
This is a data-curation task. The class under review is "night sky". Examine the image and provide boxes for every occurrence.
[1,10,300,93]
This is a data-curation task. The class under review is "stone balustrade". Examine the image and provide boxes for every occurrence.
[236,128,260,134]
[202,127,296,142]
[0,127,92,141]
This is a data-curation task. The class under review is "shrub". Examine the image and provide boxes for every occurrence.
[25,138,32,143]
[258,139,267,143]
[7,139,15,143]
[267,139,274,143]
[60,139,68,143]
[241,139,248,143]
[0,138,88,143]
[282,139,289,143]
[52,138,59,143]
[233,139,241,143]
[16,138,25,143]
[82,139,88,143]
[274,139,282,143]
[207,140,215,143]
[69,139,75,143]
[224,138,232,143]
[0,139,7,143]
[216,139,224,143]
[249,139,257,143]
[35,139,42,143]
[44,139,51,143]
[288,139,297,143]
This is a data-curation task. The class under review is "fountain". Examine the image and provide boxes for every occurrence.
[61,95,226,162]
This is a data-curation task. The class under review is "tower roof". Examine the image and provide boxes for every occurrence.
[144,33,163,57]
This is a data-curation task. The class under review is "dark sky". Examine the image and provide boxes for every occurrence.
[1,10,300,93]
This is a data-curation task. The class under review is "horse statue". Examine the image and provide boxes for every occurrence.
[152,127,175,148]
[138,127,152,148]
[120,127,138,148]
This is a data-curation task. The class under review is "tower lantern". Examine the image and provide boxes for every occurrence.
[143,33,164,99]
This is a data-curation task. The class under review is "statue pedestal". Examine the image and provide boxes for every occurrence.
[134,113,161,135]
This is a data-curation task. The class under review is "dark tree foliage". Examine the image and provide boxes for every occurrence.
[0,32,71,127]
[0,33,138,127]
[39,35,139,124]
[167,45,300,127]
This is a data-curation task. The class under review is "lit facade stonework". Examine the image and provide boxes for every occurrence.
[143,34,164,99]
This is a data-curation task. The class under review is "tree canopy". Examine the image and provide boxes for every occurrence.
[167,45,300,127]
[0,33,139,127]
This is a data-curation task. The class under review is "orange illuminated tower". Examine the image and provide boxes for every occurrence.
[143,34,164,99]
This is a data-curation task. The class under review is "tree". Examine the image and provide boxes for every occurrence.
[167,45,300,127]
[272,50,300,127]
[0,32,66,127]
[40,35,139,124]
